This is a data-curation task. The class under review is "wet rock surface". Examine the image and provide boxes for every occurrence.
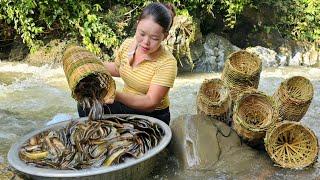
[169,114,272,174]
[170,114,245,170]
[193,33,240,72]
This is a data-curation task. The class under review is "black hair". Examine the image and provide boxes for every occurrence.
[138,2,176,32]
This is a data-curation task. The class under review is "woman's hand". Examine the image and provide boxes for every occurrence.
[116,84,169,112]
[103,92,115,104]
[104,62,120,77]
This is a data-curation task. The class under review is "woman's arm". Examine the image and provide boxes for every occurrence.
[115,84,169,112]
[104,62,120,77]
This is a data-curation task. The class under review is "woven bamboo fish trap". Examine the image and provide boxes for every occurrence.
[221,50,262,102]
[273,76,314,122]
[197,78,232,124]
[265,121,318,169]
[232,90,278,146]
[62,45,115,102]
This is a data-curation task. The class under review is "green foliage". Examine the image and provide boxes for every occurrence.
[0,0,319,56]
[221,0,251,28]
[272,0,320,42]
[169,0,216,12]
[0,0,120,54]
[1,0,44,52]
[168,0,320,42]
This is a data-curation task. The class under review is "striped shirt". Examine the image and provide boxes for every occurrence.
[114,38,177,110]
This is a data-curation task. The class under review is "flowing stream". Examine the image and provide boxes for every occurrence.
[0,61,320,179]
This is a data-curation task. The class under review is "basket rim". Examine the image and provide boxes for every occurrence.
[281,76,314,103]
[71,71,116,101]
[225,50,262,77]
[198,78,230,106]
[264,120,319,169]
[233,90,277,131]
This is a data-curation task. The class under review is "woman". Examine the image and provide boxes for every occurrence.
[78,2,177,125]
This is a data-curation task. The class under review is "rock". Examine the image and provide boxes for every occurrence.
[194,33,240,72]
[303,50,319,66]
[290,52,303,66]
[169,114,260,171]
[169,114,276,177]
[277,43,293,66]
[277,54,288,66]
[277,40,320,67]
[246,46,279,67]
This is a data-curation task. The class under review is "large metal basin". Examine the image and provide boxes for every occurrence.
[8,114,172,180]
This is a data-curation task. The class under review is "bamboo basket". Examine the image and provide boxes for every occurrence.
[62,45,115,102]
[265,121,318,169]
[197,78,232,124]
[273,76,313,122]
[221,50,262,102]
[232,90,278,146]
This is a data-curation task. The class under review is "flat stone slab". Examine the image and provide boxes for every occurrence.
[169,114,264,172]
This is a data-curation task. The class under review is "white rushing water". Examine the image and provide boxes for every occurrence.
[0,61,320,179]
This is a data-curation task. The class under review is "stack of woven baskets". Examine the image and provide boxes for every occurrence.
[265,76,318,169]
[196,50,318,169]
[221,50,262,102]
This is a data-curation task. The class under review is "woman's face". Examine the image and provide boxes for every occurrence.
[135,17,167,55]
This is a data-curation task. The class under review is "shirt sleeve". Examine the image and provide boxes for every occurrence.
[151,58,178,88]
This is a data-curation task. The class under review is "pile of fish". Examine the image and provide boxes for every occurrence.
[19,116,164,170]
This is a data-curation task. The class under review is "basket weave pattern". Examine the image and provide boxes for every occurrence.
[273,76,313,122]
[265,121,318,169]
[233,90,277,145]
[221,50,262,101]
[197,79,231,124]
[195,49,317,169]
[62,45,115,102]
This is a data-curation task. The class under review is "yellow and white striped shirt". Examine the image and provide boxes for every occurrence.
[114,38,177,110]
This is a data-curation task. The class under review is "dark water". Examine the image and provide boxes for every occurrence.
[0,62,320,179]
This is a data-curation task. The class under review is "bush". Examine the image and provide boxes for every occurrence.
[0,0,125,55]
[0,0,319,58]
